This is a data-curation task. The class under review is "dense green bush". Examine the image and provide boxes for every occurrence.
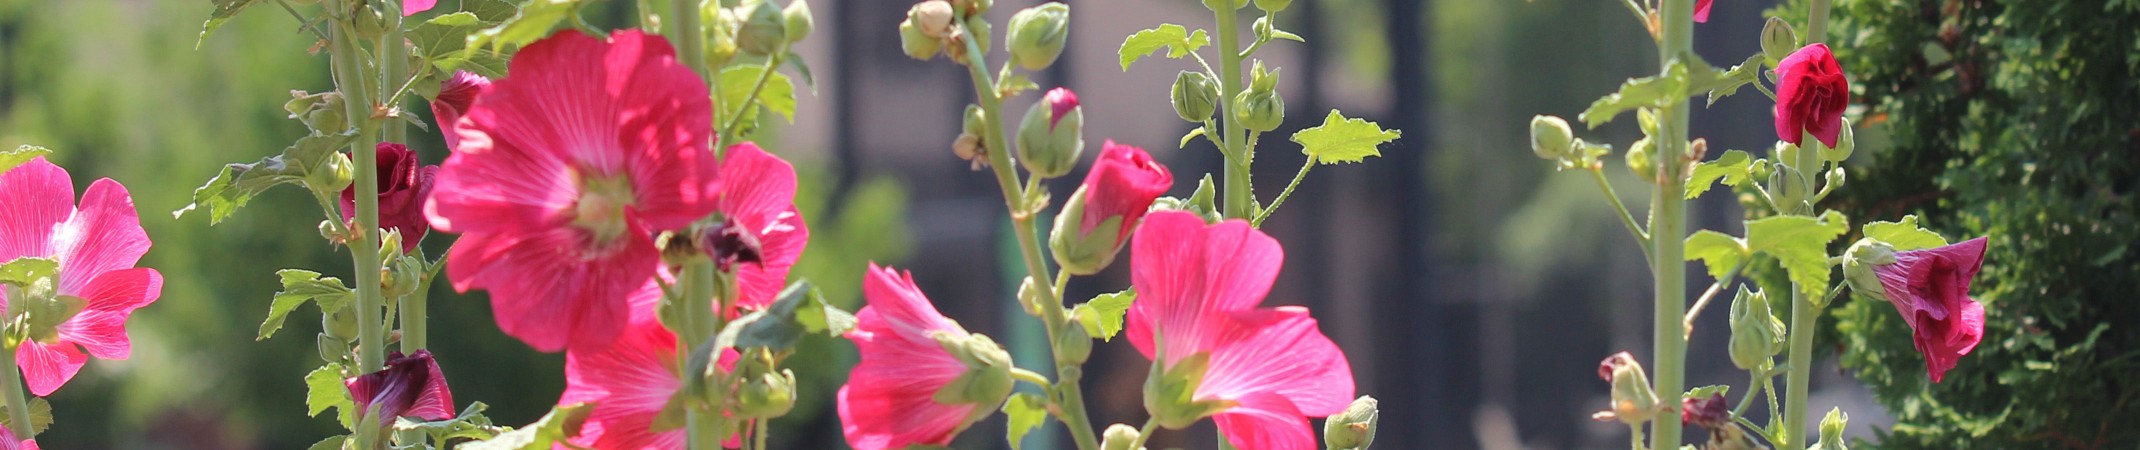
[1769,0,2140,448]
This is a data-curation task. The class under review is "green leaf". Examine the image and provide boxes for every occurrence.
[306,363,356,428]
[173,133,355,224]
[718,65,799,124]
[1746,211,1851,292]
[0,145,52,174]
[784,51,817,94]
[1118,24,1210,71]
[0,397,54,435]
[1684,230,1750,282]
[1684,385,1731,401]
[466,0,584,54]
[260,269,355,340]
[0,257,58,287]
[1073,289,1136,341]
[397,402,506,442]
[412,13,483,61]
[1705,53,1767,106]
[305,435,348,450]
[197,0,264,48]
[736,281,856,350]
[1862,215,1948,251]
[460,403,592,450]
[1686,150,1755,199]
[1002,393,1048,450]
[1291,110,1401,165]
[460,0,521,25]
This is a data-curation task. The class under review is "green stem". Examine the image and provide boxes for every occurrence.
[1648,0,1692,448]
[1805,0,1831,45]
[1249,159,1312,227]
[1588,167,1652,261]
[680,258,722,450]
[399,272,429,352]
[332,10,388,377]
[1782,287,1817,448]
[380,1,407,146]
[1213,6,1254,221]
[720,48,789,146]
[957,17,1100,450]
[1732,369,1764,418]
[752,418,769,450]
[1128,417,1160,450]
[0,292,31,440]
[1681,261,1746,337]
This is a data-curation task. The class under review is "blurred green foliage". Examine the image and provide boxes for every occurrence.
[0,0,908,447]
[1766,0,2140,448]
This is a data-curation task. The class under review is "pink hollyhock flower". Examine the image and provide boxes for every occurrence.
[0,426,37,450]
[346,350,454,421]
[1075,141,1172,246]
[1774,43,1850,148]
[0,157,162,397]
[341,143,437,251]
[425,30,718,352]
[403,0,437,16]
[1873,237,1989,383]
[839,264,1006,450]
[706,143,808,314]
[559,299,741,450]
[431,71,490,150]
[1694,0,1713,22]
[1124,212,1354,450]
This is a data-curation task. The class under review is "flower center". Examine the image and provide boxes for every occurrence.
[573,173,637,246]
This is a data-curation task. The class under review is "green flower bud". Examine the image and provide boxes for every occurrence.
[1050,189,1125,274]
[1101,423,1143,450]
[1727,287,1786,371]
[1813,408,1850,450]
[1254,0,1293,13]
[323,304,361,342]
[1530,115,1576,161]
[1769,163,1808,212]
[1842,238,1898,302]
[1006,3,1071,71]
[317,332,350,363]
[782,0,814,43]
[1324,396,1379,450]
[707,5,743,67]
[1761,17,1800,65]
[898,19,943,60]
[1247,60,1280,93]
[384,254,424,300]
[351,6,388,40]
[1597,352,1659,425]
[735,369,798,419]
[1055,318,1093,365]
[1172,71,1220,123]
[1232,89,1285,132]
[1626,137,1657,182]
[736,1,787,56]
[1016,277,1045,317]
[954,104,990,167]
[286,91,349,135]
[1017,87,1085,178]
[310,151,356,197]
[1826,166,1847,191]
[931,331,1015,408]
[1821,117,1855,164]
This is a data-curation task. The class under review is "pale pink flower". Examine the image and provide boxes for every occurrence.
[838,264,995,450]
[425,30,718,352]
[1125,211,1355,450]
[0,157,163,396]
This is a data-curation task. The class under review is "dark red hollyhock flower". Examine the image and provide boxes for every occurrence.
[1874,237,1990,383]
[341,142,437,251]
[1694,0,1714,23]
[1075,141,1173,247]
[346,350,455,421]
[1774,44,1850,148]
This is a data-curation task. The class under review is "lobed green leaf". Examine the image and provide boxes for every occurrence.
[1746,210,1850,293]
[0,258,59,288]
[736,281,856,351]
[1861,215,1948,251]
[1292,110,1401,165]
[1074,289,1136,342]
[1118,24,1210,71]
[719,66,800,124]
[1686,150,1755,199]
[1002,393,1048,450]
[305,363,355,428]
[1684,230,1750,282]
[259,269,356,340]
[173,133,355,224]
[196,0,264,49]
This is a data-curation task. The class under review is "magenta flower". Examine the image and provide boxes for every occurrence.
[431,71,490,151]
[0,157,162,396]
[1874,237,1990,383]
[0,426,37,450]
[559,310,742,450]
[1775,44,1850,148]
[346,350,454,422]
[1042,87,1079,128]
[403,0,437,16]
[1075,141,1172,247]
[424,30,718,352]
[838,264,1001,450]
[1694,0,1713,22]
[1124,211,1355,450]
[709,143,808,314]
[341,143,436,251]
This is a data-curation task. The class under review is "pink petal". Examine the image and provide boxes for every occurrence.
[1693,0,1713,22]
[1212,392,1317,450]
[0,157,72,264]
[1126,212,1284,365]
[838,264,984,450]
[402,0,437,16]
[718,144,808,310]
[52,178,151,296]
[563,319,684,450]
[56,268,160,359]
[424,125,579,236]
[731,206,806,312]
[16,339,87,397]
[444,225,655,352]
[1199,307,1355,416]
[409,354,456,421]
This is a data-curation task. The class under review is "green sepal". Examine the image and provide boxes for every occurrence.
[459,403,593,450]
[394,402,507,443]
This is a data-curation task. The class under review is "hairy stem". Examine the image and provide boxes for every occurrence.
[1214,6,1255,221]
[1681,261,1746,337]
[331,9,387,377]
[1782,286,1817,448]
[1648,0,1693,447]
[1250,159,1313,227]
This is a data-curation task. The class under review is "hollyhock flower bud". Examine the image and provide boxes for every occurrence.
[342,143,436,252]
[1814,408,1850,450]
[782,0,814,43]
[0,158,162,396]
[955,0,992,16]
[1006,3,1071,71]
[1680,393,1728,429]
[1203,0,1247,11]
[430,71,489,150]
[403,0,437,16]
[316,333,349,363]
[1255,0,1293,13]
[1054,319,1092,364]
[911,1,956,39]
[285,90,348,135]
[1842,238,1898,300]
[1324,396,1379,450]
[707,6,744,68]
[1860,237,1990,383]
[737,1,787,56]
[310,151,356,196]
[735,368,798,419]
[1233,89,1285,133]
[1694,0,1713,22]
[1172,71,1220,123]
[1768,162,1807,211]
[1626,137,1656,181]
[1530,115,1575,161]
[323,304,361,342]
[1017,87,1085,178]
[1050,141,1172,275]
[840,264,1006,449]
[1823,117,1856,163]
[346,350,455,423]
[1775,44,1850,149]
[1761,17,1799,64]
[1100,423,1142,450]
[898,19,941,60]
[1727,286,1786,371]
[1596,351,1659,425]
